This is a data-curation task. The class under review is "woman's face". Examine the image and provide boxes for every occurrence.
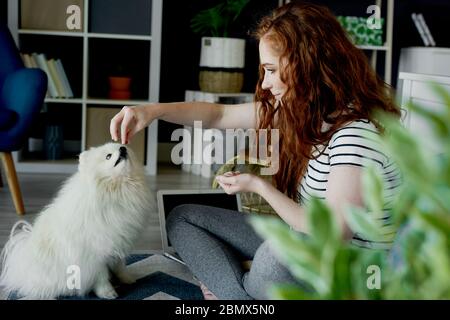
[259,37,288,101]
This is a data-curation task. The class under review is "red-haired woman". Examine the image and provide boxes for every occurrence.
[110,2,401,299]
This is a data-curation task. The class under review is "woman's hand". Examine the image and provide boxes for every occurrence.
[215,171,264,195]
[110,105,153,144]
[217,171,310,233]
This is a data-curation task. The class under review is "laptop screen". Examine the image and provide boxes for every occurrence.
[160,193,240,216]
[157,189,242,259]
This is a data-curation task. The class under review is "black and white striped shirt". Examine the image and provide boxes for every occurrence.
[297,119,401,249]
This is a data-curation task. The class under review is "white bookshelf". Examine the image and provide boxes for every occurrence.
[7,0,162,175]
[358,0,394,85]
[399,72,450,154]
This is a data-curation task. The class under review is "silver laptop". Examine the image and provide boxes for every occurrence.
[157,189,242,264]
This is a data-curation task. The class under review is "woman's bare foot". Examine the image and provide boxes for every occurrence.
[200,283,218,300]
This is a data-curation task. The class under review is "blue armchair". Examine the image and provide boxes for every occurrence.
[0,24,47,215]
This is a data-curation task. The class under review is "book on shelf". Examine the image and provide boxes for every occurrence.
[21,53,74,99]
[28,137,42,153]
[28,53,38,68]
[411,13,436,47]
[416,13,436,47]
[21,53,32,68]
[33,52,59,98]
[47,59,65,98]
[55,59,74,98]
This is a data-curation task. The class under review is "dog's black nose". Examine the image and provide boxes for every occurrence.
[119,146,127,155]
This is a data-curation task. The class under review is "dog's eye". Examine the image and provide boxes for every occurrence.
[106,154,112,160]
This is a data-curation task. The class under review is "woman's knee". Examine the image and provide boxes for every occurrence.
[243,240,296,299]
[166,204,195,232]
[252,241,284,274]
[166,203,211,236]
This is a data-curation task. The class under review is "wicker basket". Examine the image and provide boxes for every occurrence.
[199,70,244,93]
[212,155,277,216]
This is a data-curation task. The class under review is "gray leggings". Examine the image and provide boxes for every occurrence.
[166,204,298,300]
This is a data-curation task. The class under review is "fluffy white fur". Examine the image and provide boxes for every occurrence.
[0,143,152,299]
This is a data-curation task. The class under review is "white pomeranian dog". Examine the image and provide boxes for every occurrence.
[0,143,152,299]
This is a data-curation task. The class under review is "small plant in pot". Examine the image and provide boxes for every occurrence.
[108,64,132,100]
[190,0,250,93]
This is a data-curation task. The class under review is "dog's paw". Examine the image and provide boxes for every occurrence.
[94,283,119,300]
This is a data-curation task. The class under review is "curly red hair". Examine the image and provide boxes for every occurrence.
[254,2,400,200]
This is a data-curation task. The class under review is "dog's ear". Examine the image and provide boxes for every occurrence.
[78,151,87,173]
[78,150,95,175]
[78,151,90,173]
[78,151,87,164]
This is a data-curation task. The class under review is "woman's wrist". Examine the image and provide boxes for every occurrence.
[251,175,271,196]
[143,103,161,124]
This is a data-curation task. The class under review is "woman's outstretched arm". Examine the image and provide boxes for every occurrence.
[110,101,259,144]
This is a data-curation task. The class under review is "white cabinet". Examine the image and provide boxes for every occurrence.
[399,72,450,154]
[399,47,450,77]
[7,0,162,175]
[397,47,450,104]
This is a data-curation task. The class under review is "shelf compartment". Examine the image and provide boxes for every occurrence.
[89,0,152,36]
[86,105,147,165]
[88,38,150,101]
[19,34,83,98]
[22,103,82,162]
[20,0,85,32]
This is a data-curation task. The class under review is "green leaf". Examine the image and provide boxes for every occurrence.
[417,211,450,242]
[250,216,329,294]
[226,0,250,22]
[390,186,416,226]
[190,0,250,37]
[267,284,317,300]
[407,101,450,138]
[362,165,385,220]
[345,207,385,242]
[433,185,450,213]
[306,197,342,246]
[373,111,440,200]
[329,247,359,299]
[430,82,450,119]
[350,250,386,300]
[190,6,224,37]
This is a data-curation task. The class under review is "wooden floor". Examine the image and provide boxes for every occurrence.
[0,165,213,253]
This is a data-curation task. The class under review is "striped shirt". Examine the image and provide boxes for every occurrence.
[297,119,402,249]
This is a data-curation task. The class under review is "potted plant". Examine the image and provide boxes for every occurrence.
[250,83,450,299]
[190,0,250,93]
[108,64,132,100]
